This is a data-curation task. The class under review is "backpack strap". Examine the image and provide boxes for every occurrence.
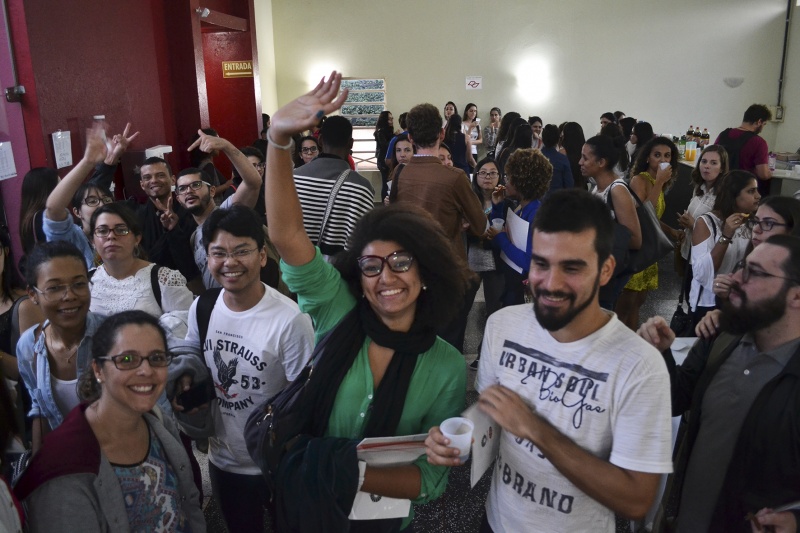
[196,288,222,347]
[150,265,163,310]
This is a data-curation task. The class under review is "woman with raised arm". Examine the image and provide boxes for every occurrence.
[14,310,205,532]
[265,72,471,532]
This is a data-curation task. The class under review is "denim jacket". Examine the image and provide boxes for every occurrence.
[16,313,104,429]
[42,209,95,269]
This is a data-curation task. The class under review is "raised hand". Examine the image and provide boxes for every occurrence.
[106,122,140,163]
[152,195,178,231]
[269,71,349,143]
[187,129,231,154]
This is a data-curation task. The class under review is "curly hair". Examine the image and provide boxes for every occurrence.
[632,136,678,191]
[407,103,443,148]
[690,145,729,196]
[333,204,475,328]
[505,148,552,201]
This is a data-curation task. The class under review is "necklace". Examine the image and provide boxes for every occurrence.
[45,328,79,365]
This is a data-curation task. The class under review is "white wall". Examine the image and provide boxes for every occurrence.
[261,0,795,150]
[254,0,278,116]
[775,1,800,152]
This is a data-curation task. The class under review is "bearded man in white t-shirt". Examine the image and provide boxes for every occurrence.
[426,189,673,532]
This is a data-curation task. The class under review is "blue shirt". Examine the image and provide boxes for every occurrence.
[541,146,574,193]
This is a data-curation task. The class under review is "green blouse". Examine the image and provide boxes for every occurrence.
[281,249,466,514]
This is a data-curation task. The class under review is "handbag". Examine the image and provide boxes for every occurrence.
[608,181,674,275]
[669,249,696,337]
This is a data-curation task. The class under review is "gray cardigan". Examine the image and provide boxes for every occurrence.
[22,410,206,533]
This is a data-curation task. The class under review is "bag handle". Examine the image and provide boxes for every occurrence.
[316,168,350,246]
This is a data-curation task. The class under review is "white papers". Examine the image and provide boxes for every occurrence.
[0,142,16,180]
[463,404,501,487]
[500,207,530,274]
[52,131,72,169]
[348,434,427,520]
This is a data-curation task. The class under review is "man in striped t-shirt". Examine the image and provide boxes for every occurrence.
[294,116,375,257]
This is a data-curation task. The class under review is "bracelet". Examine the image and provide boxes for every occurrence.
[717,235,732,245]
[266,129,295,152]
[356,460,367,491]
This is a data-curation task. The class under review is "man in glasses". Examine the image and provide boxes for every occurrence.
[293,115,374,257]
[169,130,262,289]
[638,234,800,531]
[173,205,314,532]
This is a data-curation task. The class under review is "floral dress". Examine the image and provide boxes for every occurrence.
[624,172,664,292]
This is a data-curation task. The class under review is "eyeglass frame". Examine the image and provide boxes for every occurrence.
[97,351,174,370]
[33,280,92,302]
[748,216,789,232]
[733,259,800,285]
[300,146,319,155]
[208,247,259,261]
[93,225,132,238]
[176,180,211,195]
[357,251,415,277]
[82,195,114,207]
[477,170,500,178]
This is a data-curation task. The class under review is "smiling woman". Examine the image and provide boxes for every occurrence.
[15,241,105,454]
[264,72,474,531]
[14,310,206,532]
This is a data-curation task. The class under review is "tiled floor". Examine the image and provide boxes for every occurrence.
[201,254,684,532]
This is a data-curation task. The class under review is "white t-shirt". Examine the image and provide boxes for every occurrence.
[185,284,315,475]
[477,305,673,533]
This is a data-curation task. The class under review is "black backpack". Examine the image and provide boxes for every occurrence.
[715,128,757,170]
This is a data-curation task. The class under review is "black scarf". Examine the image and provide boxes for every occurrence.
[306,299,437,439]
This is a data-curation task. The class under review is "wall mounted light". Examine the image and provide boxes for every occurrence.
[723,77,744,88]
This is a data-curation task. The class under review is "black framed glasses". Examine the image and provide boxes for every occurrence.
[477,170,500,178]
[208,248,258,261]
[748,216,789,232]
[83,195,113,207]
[357,251,414,277]
[176,180,210,195]
[98,351,174,370]
[300,146,319,155]
[33,281,91,302]
[733,259,800,284]
[94,225,131,238]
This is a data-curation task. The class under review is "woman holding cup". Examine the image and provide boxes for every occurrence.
[265,72,472,531]
[615,137,681,330]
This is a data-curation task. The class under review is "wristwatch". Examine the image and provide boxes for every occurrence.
[717,234,733,245]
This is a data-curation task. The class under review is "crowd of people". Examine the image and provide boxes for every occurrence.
[0,70,797,533]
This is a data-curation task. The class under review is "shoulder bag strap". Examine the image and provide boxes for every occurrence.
[150,265,163,310]
[196,288,222,347]
[316,168,350,246]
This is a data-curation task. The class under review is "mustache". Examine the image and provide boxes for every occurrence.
[534,289,575,301]
[728,283,747,302]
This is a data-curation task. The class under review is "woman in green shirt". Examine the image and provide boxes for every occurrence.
[265,72,473,532]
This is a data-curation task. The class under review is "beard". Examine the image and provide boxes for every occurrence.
[532,274,600,331]
[185,194,211,216]
[719,282,786,334]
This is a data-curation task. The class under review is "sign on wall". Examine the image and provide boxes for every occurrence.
[466,76,482,90]
[222,61,253,78]
[341,79,385,127]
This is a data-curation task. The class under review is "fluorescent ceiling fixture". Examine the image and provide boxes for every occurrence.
[515,57,552,105]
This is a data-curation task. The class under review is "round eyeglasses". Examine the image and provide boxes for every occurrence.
[83,195,113,207]
[176,180,210,195]
[357,251,414,277]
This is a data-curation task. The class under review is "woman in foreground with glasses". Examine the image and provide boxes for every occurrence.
[14,310,205,532]
[16,241,104,454]
[87,203,193,328]
[694,195,800,338]
[265,72,472,531]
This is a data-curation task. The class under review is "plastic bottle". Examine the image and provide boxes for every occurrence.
[701,128,710,147]
[686,125,694,142]
[679,135,687,158]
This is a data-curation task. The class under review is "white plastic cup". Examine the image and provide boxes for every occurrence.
[659,162,670,171]
[440,417,474,462]
[768,153,777,172]
[491,218,504,231]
